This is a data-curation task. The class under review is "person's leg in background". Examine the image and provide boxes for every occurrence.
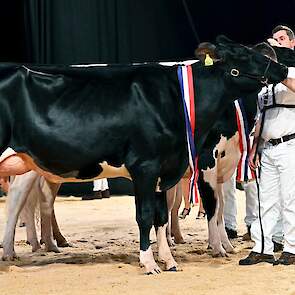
[242,180,258,240]
[179,178,190,219]
[223,171,238,239]
[101,178,110,198]
[196,198,206,219]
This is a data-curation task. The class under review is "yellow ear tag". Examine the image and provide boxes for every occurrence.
[205,54,214,66]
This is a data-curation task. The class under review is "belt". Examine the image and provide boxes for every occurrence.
[268,133,295,146]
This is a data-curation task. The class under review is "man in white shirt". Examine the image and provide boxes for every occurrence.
[240,40,295,265]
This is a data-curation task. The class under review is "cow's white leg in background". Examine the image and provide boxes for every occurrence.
[216,183,235,253]
[2,171,38,260]
[216,132,240,253]
[155,192,178,271]
[21,180,41,252]
[166,185,177,246]
[203,167,227,257]
[38,178,60,253]
[201,137,228,257]
[171,181,185,244]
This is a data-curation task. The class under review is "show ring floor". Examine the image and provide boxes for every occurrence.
[0,192,294,295]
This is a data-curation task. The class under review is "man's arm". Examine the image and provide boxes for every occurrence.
[249,119,261,170]
[282,67,295,92]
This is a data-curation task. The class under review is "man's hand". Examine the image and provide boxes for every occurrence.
[249,147,260,170]
[267,38,282,47]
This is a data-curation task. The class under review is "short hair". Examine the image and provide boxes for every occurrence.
[252,42,278,62]
[272,25,295,40]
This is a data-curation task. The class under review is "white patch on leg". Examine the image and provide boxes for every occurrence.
[139,246,161,274]
[157,224,178,271]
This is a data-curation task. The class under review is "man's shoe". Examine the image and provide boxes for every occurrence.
[274,252,295,265]
[239,251,275,265]
[273,241,284,253]
[242,225,251,241]
[179,208,191,219]
[225,227,238,239]
[81,194,95,200]
[101,189,110,198]
[93,191,103,199]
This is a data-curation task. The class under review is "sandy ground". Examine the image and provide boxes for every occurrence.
[0,191,295,295]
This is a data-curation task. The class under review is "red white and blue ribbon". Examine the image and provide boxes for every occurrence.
[234,99,255,182]
[177,65,199,204]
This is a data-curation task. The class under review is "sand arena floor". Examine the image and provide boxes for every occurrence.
[0,192,295,295]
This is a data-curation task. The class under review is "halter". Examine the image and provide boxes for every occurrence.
[229,58,272,85]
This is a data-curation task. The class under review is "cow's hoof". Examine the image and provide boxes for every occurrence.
[174,237,185,244]
[31,244,42,252]
[46,245,61,253]
[144,267,161,275]
[2,253,18,261]
[167,238,175,247]
[57,240,72,248]
[225,247,236,254]
[166,266,177,272]
[212,249,228,257]
[140,262,162,275]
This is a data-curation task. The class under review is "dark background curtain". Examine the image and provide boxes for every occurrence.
[1,0,294,64]
[0,0,294,195]
[22,0,198,64]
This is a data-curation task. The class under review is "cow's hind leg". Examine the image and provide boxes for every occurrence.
[2,172,38,260]
[128,162,162,274]
[22,184,41,252]
[155,191,178,271]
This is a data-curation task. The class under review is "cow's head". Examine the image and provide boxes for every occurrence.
[215,35,288,91]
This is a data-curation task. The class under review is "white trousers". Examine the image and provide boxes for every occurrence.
[251,139,295,255]
[223,172,259,230]
[243,180,258,227]
[93,178,109,192]
[223,172,237,230]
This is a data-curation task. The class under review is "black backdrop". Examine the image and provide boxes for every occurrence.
[1,0,294,64]
[0,0,294,195]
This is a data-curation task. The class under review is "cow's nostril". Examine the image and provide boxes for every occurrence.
[221,151,226,158]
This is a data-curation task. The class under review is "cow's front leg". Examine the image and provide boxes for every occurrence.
[2,172,38,260]
[155,192,178,271]
[217,184,234,253]
[129,162,161,274]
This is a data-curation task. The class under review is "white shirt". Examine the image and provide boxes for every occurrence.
[258,68,295,141]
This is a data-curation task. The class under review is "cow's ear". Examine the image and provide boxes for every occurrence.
[215,35,234,46]
[215,44,231,61]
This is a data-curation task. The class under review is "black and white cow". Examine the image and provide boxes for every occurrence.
[0,36,288,274]
[171,42,295,257]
